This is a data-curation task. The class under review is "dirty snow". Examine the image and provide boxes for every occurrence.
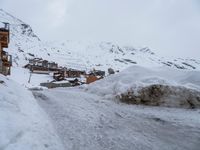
[85,65,200,108]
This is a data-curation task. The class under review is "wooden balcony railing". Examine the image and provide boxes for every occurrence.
[2,54,12,67]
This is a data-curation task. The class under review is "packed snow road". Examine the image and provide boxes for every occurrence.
[33,88,200,150]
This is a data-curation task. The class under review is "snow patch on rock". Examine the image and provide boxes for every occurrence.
[85,66,200,108]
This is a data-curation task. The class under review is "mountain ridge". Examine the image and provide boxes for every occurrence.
[0,8,199,72]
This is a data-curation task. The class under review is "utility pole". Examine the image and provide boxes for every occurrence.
[28,66,32,83]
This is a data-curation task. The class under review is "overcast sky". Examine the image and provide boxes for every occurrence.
[1,0,200,58]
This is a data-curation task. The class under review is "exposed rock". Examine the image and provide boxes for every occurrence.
[118,84,200,109]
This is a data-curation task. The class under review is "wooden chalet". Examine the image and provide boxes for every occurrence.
[28,58,42,65]
[0,23,12,76]
[65,68,86,78]
[53,68,86,81]
[89,70,105,77]
[48,62,58,70]
[86,75,99,84]
[25,58,60,74]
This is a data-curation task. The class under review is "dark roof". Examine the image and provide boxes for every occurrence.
[0,28,9,32]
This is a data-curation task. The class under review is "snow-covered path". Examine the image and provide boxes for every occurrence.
[33,88,200,150]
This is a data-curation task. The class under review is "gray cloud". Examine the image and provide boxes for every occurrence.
[1,0,200,58]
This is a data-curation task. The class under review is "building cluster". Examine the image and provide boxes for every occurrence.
[24,58,107,87]
[0,23,12,76]
[24,58,60,74]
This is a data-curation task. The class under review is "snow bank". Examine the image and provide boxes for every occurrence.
[85,66,200,108]
[10,67,53,89]
[0,75,64,150]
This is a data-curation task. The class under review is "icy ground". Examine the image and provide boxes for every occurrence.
[33,87,200,150]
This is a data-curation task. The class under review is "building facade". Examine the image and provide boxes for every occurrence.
[0,23,12,76]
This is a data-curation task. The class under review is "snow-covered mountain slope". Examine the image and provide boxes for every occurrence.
[0,9,40,66]
[33,41,200,71]
[0,9,200,72]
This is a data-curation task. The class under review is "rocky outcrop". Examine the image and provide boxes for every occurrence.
[118,84,200,109]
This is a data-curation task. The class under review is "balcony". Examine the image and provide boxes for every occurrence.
[2,53,7,60]
[2,53,12,67]
[0,30,9,48]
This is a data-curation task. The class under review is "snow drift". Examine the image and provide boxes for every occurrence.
[85,66,200,109]
[0,75,64,150]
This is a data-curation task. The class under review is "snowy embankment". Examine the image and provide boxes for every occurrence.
[0,75,64,150]
[86,66,200,108]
